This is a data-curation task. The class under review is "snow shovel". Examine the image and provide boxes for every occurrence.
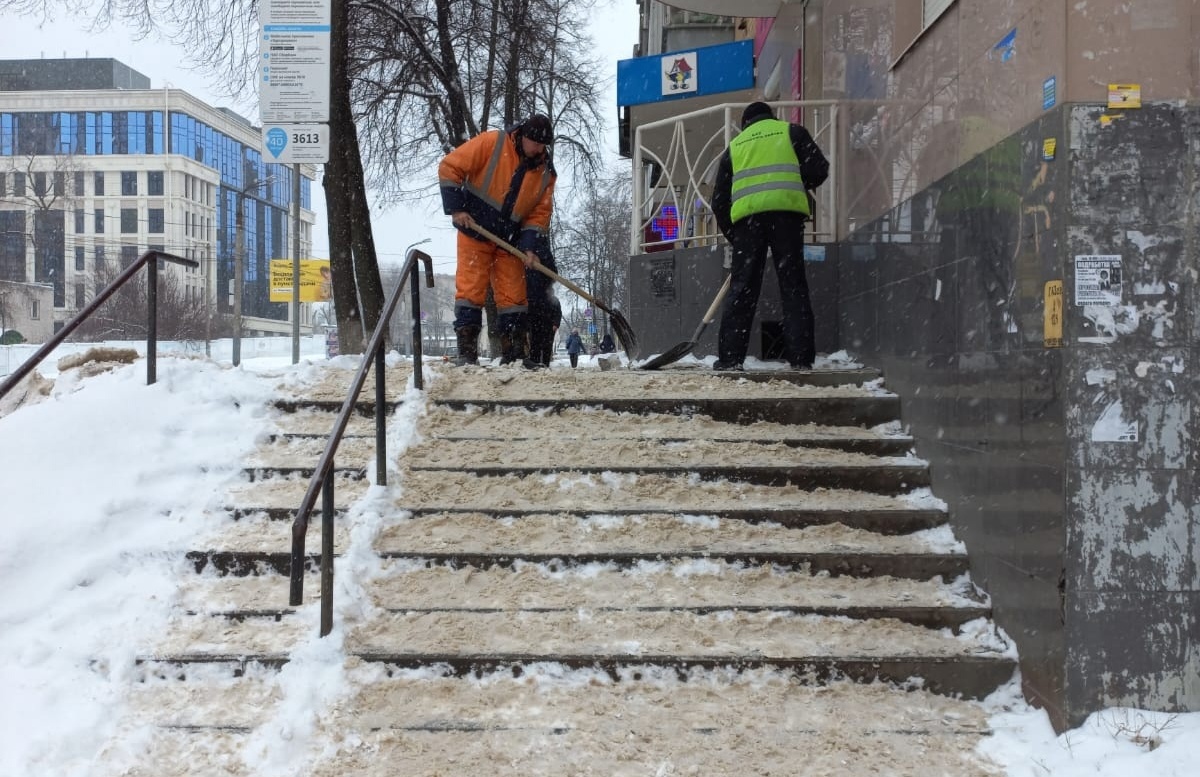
[470,223,641,360]
[640,274,731,370]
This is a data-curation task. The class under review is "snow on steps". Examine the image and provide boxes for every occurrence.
[118,362,1015,774]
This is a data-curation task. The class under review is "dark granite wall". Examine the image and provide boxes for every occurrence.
[840,102,1200,727]
[628,244,840,362]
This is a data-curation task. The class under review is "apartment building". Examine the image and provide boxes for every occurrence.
[0,58,317,335]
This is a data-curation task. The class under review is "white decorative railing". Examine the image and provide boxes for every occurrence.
[630,101,841,255]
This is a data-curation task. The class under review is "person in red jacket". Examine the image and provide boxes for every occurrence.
[439,114,557,366]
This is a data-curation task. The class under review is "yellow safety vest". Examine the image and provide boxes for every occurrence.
[730,118,810,223]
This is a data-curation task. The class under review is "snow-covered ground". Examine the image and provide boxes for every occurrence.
[0,348,1195,775]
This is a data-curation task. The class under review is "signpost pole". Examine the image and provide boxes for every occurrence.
[292,163,301,364]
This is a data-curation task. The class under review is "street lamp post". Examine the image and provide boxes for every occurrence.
[232,176,275,367]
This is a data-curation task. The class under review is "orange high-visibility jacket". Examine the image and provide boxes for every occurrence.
[439,129,556,251]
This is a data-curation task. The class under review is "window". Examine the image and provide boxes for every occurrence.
[0,172,5,196]
[148,208,164,233]
[75,246,85,271]
[94,208,105,233]
[75,283,87,308]
[121,245,138,268]
[12,172,25,196]
[120,208,137,233]
[120,171,137,196]
[95,245,106,273]
[923,0,953,25]
[30,299,40,319]
[33,172,48,197]
[74,172,85,197]
[147,171,164,196]
[54,172,65,196]
[893,0,957,64]
[74,209,85,233]
[94,171,105,196]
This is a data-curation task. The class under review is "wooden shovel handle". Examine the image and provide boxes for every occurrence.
[469,223,606,310]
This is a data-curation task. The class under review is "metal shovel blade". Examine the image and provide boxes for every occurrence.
[640,274,731,371]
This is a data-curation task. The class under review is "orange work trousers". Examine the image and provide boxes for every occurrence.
[455,231,529,314]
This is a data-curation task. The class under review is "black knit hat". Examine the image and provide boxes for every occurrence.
[741,101,774,127]
[522,114,554,144]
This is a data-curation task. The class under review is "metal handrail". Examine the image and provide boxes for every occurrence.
[630,101,841,253]
[0,250,199,400]
[288,247,435,636]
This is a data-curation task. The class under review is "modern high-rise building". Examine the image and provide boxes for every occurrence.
[0,58,318,336]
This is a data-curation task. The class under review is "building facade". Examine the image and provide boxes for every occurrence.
[0,58,317,337]
[622,0,1200,729]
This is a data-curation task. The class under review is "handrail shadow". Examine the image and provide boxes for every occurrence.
[287,247,435,636]
[0,250,199,400]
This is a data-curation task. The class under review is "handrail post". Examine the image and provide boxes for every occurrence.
[410,268,425,391]
[375,347,387,486]
[0,250,196,402]
[319,471,335,637]
[147,254,159,385]
[286,247,435,623]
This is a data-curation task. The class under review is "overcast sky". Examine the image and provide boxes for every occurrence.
[5,2,640,275]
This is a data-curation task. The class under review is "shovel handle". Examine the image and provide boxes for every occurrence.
[470,223,605,310]
[702,275,732,325]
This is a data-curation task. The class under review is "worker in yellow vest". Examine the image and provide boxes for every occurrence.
[711,101,829,370]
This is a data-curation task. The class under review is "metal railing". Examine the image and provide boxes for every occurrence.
[631,101,842,254]
[288,247,435,636]
[0,250,199,401]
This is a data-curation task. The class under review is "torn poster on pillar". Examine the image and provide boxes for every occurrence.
[1074,255,1123,306]
[1092,399,1138,442]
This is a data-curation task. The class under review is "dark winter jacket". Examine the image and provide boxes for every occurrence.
[565,332,584,355]
[711,115,828,240]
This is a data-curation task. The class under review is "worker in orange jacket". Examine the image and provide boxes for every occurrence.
[439,114,557,366]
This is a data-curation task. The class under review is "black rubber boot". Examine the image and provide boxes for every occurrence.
[454,326,480,366]
[500,330,542,369]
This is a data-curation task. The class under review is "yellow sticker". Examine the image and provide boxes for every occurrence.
[1044,280,1063,348]
[1042,138,1057,160]
[1107,83,1141,109]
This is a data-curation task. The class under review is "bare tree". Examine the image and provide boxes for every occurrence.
[351,0,607,201]
[0,146,84,307]
[555,167,631,340]
[70,257,217,342]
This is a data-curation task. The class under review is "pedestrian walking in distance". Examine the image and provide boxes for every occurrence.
[710,101,829,370]
[565,328,584,368]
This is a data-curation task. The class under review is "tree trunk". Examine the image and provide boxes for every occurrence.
[344,93,386,338]
[326,0,365,352]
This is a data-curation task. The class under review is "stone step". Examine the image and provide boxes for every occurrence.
[142,610,1013,698]
[398,506,947,533]
[433,396,896,426]
[393,470,942,517]
[224,473,369,511]
[425,367,898,425]
[272,399,402,415]
[404,442,928,492]
[178,562,988,629]
[245,435,377,469]
[117,673,999,775]
[268,408,380,437]
[191,513,964,578]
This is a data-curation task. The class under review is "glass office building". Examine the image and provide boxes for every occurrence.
[0,58,316,332]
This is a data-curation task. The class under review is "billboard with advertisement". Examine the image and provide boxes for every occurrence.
[269,259,332,302]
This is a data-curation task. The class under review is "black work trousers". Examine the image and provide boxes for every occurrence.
[717,211,815,368]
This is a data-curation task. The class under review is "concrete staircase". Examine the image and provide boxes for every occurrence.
[111,363,1015,775]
